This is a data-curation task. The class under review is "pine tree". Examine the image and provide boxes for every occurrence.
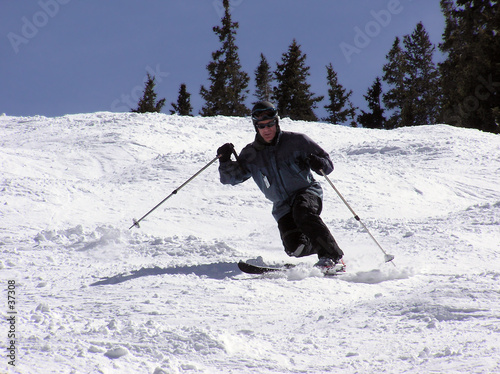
[382,37,406,129]
[382,23,440,128]
[439,0,499,133]
[170,83,193,116]
[273,39,323,121]
[131,73,166,113]
[254,53,273,103]
[358,77,386,129]
[199,0,250,117]
[402,22,440,126]
[323,63,357,126]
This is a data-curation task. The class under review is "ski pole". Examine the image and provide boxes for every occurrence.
[320,169,395,265]
[129,154,221,229]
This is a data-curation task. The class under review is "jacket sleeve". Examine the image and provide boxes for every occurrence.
[219,159,251,185]
[303,134,334,175]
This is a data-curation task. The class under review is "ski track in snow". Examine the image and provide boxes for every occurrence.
[1,112,499,373]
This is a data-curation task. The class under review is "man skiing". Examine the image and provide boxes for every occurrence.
[217,101,344,270]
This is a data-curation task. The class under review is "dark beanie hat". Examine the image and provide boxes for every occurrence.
[251,101,279,132]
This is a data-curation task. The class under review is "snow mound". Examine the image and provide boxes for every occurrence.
[1,113,499,374]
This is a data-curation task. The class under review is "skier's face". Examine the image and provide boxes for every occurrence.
[257,119,277,143]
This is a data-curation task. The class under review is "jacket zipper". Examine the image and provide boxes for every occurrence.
[269,144,291,202]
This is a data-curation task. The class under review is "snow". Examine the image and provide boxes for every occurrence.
[1,112,499,374]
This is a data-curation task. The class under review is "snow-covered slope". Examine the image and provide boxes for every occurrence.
[1,112,499,373]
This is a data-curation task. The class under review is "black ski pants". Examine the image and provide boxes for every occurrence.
[277,191,343,260]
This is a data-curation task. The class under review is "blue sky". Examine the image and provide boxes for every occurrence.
[1,0,445,120]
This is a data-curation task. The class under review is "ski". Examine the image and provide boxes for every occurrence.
[237,261,295,274]
[237,261,346,276]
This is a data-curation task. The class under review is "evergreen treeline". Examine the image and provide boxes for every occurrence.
[132,0,498,134]
[439,0,499,133]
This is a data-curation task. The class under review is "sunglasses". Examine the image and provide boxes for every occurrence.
[252,108,277,121]
[255,118,277,129]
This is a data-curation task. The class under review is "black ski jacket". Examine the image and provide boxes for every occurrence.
[219,131,333,221]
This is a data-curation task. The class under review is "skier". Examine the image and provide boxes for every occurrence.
[217,101,344,269]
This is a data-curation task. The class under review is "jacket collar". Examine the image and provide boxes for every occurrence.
[253,128,282,150]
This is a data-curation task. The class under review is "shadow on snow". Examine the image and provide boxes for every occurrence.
[90,262,241,286]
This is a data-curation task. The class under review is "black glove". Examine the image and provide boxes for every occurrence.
[217,143,234,162]
[308,154,326,174]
